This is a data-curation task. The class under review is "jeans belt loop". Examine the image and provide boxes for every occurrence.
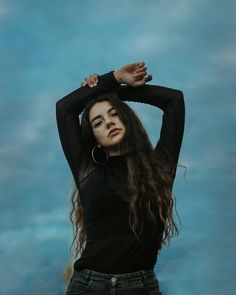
[85,269,91,284]
[141,269,147,284]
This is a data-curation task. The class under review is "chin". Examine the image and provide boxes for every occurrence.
[110,133,124,144]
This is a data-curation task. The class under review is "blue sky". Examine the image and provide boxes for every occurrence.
[0,0,235,294]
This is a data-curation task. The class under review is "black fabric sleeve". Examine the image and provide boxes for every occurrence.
[116,84,185,179]
[55,71,120,185]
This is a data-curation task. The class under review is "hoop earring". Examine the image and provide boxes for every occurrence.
[91,146,109,165]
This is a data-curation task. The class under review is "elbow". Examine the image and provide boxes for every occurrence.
[56,99,66,113]
[56,100,63,110]
[169,89,184,103]
[175,90,185,109]
[170,90,185,117]
[55,100,66,118]
[176,90,184,101]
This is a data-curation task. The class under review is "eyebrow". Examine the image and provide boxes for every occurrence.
[90,107,115,125]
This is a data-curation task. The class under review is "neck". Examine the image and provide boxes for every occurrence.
[107,143,122,157]
[107,146,122,157]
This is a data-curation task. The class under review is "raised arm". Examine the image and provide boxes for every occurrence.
[116,84,185,180]
[72,62,185,181]
[55,71,120,186]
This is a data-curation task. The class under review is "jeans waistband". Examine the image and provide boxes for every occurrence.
[75,268,157,287]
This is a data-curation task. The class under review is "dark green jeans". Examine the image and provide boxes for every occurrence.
[66,267,162,295]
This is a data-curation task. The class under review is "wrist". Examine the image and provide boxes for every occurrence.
[113,70,123,84]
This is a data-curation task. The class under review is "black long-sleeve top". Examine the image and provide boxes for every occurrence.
[56,70,185,274]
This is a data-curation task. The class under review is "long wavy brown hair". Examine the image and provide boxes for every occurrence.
[69,90,186,259]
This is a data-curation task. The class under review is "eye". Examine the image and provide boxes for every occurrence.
[112,112,118,116]
[95,121,102,127]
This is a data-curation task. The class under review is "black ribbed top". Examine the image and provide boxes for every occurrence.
[74,151,162,273]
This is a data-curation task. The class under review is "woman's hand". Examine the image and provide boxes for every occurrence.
[113,62,152,87]
[80,62,152,88]
[80,73,99,87]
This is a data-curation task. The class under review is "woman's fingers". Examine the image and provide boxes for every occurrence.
[137,62,145,68]
[134,71,147,79]
[134,64,147,80]
[81,73,99,87]
[145,74,153,82]
[86,75,96,87]
[89,74,98,84]
[135,66,147,74]
[134,62,153,83]
[134,74,153,86]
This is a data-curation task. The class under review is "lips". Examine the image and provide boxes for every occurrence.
[109,128,121,137]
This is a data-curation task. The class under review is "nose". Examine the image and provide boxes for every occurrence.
[105,118,115,128]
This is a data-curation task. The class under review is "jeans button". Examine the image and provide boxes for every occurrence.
[111,276,117,287]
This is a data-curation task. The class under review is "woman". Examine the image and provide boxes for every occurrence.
[56,62,185,294]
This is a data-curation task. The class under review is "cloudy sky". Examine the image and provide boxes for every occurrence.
[0,0,235,294]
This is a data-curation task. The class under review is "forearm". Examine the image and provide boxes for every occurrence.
[116,84,183,111]
[56,71,121,116]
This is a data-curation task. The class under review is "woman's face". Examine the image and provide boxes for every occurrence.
[89,100,126,156]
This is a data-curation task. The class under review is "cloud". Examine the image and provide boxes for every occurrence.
[0,2,14,19]
[210,47,236,65]
[0,91,57,185]
[0,225,69,247]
